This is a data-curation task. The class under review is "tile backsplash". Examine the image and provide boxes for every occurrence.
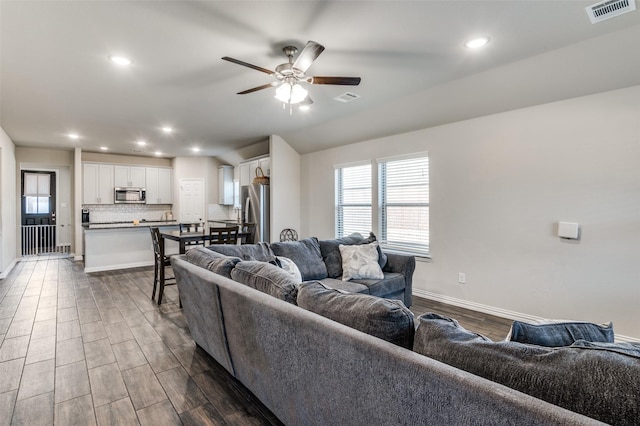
[84,204,173,222]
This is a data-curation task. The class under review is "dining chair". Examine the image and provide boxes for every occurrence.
[241,222,256,244]
[180,222,204,249]
[149,227,178,305]
[209,226,239,245]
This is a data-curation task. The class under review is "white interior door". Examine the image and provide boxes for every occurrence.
[179,178,205,224]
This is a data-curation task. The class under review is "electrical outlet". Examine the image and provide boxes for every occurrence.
[458,272,466,284]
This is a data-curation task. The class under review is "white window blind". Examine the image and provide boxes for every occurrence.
[24,172,51,214]
[335,164,371,238]
[378,155,429,256]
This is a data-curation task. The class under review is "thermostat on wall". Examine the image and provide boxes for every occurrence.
[558,222,580,239]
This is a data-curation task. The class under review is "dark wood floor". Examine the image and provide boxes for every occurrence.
[0,256,513,425]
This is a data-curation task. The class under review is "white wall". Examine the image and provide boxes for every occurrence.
[0,127,17,277]
[301,85,640,340]
[270,135,301,241]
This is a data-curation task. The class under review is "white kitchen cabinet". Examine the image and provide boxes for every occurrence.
[114,165,145,188]
[146,167,173,204]
[239,156,270,187]
[218,165,234,205]
[83,163,114,204]
[258,157,271,177]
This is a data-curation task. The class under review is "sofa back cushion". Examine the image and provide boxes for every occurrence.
[508,320,614,347]
[185,246,241,279]
[297,281,414,349]
[319,233,366,278]
[206,242,275,262]
[230,261,298,304]
[270,237,328,281]
[319,232,388,279]
[413,313,640,425]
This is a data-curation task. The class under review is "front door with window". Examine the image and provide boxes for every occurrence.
[21,171,56,254]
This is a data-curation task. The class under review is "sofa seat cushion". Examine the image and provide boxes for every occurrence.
[413,313,640,425]
[207,242,275,262]
[185,246,241,279]
[318,277,369,294]
[230,261,298,304]
[271,237,328,281]
[352,272,405,298]
[297,281,414,349]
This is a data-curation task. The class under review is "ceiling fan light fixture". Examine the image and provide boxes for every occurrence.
[275,82,308,104]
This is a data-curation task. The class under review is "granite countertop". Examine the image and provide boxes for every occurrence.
[83,220,178,230]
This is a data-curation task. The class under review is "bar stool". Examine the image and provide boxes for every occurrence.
[241,222,256,244]
[149,227,178,305]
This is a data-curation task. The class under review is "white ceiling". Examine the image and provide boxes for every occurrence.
[2,1,640,157]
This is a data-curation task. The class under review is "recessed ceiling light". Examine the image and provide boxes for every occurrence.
[192,147,200,153]
[299,105,311,112]
[154,151,162,156]
[161,126,173,134]
[109,55,132,66]
[67,133,80,140]
[136,140,146,146]
[465,36,490,49]
[100,146,108,151]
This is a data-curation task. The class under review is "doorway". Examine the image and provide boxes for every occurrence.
[178,178,205,225]
[21,170,57,255]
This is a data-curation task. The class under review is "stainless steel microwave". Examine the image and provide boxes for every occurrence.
[114,187,146,204]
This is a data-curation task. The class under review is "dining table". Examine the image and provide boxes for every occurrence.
[160,227,252,254]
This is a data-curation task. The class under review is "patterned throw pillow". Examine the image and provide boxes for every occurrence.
[339,242,384,281]
[277,256,303,283]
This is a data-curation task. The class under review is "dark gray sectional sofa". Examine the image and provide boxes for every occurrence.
[169,236,640,425]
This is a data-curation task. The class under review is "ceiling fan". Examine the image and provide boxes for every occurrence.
[222,41,361,108]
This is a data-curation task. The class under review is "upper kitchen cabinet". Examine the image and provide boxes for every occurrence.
[83,163,114,204]
[239,155,270,187]
[218,165,234,205]
[114,165,146,188]
[146,167,173,204]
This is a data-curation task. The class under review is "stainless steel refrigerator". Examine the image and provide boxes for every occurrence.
[242,184,270,243]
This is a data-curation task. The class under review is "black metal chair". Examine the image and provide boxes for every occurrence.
[241,222,256,244]
[149,227,178,305]
[209,226,239,245]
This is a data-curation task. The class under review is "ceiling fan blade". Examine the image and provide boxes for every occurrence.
[237,83,276,95]
[292,41,325,72]
[309,76,361,86]
[222,56,274,75]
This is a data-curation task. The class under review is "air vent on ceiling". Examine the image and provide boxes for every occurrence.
[333,92,361,103]
[131,149,145,154]
[586,0,636,23]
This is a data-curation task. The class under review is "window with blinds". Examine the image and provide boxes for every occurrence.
[378,155,429,256]
[335,163,372,238]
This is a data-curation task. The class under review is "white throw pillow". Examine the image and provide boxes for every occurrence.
[277,256,303,283]
[339,242,384,281]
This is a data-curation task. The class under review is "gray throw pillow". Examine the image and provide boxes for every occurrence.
[185,247,241,279]
[207,242,275,262]
[230,261,298,304]
[297,281,414,349]
[270,237,328,281]
[413,313,640,425]
[509,320,614,347]
[318,233,365,278]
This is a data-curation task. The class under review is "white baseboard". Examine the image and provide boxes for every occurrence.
[84,260,153,273]
[413,289,640,343]
[0,259,18,279]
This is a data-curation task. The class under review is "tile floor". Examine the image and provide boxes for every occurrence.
[0,256,280,426]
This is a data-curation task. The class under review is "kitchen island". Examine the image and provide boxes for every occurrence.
[83,221,178,273]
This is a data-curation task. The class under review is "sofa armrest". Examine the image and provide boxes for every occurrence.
[383,252,416,307]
